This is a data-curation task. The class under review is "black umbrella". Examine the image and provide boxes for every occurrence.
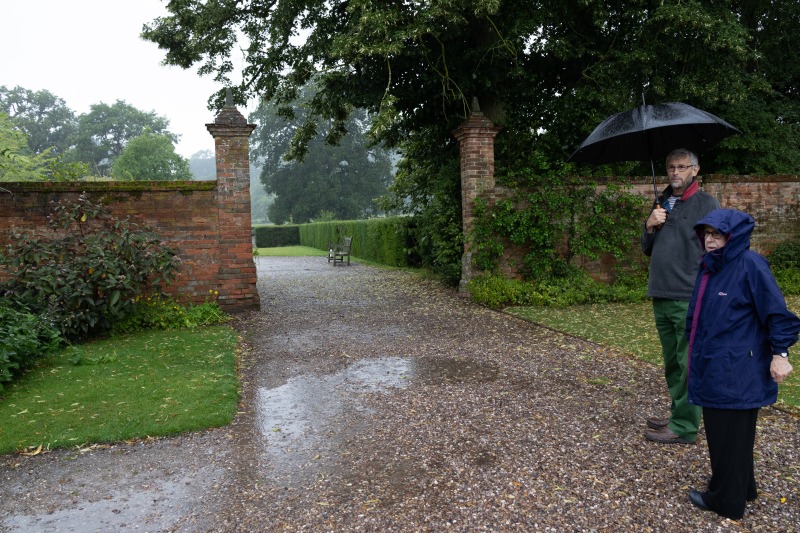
[568,101,741,201]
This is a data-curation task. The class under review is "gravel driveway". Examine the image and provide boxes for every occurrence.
[2,257,798,532]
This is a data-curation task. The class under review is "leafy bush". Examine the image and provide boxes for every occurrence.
[0,194,180,340]
[768,240,800,295]
[468,271,647,309]
[254,224,300,247]
[0,300,62,391]
[472,169,648,281]
[775,268,800,296]
[298,217,418,269]
[111,292,229,335]
[768,239,800,271]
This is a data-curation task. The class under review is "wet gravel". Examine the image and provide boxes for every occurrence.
[1,257,799,532]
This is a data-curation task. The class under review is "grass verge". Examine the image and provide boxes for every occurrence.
[255,245,430,275]
[0,325,239,455]
[255,246,327,257]
[508,295,800,411]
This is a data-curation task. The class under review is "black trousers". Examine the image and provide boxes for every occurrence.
[702,407,759,520]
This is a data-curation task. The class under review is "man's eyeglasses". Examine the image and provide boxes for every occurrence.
[667,164,696,172]
[703,230,725,241]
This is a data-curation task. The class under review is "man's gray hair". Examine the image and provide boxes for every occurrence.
[666,148,699,166]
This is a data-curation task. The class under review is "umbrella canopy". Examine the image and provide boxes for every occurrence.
[568,102,740,166]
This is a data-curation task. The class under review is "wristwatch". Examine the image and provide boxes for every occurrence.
[775,352,789,358]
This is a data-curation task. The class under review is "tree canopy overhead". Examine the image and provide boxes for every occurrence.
[143,0,800,174]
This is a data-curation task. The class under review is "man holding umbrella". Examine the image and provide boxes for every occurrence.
[569,100,739,443]
[641,148,720,444]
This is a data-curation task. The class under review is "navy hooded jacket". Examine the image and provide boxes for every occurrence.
[686,209,800,409]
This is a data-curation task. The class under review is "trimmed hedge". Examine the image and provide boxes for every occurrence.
[253,224,301,247]
[297,217,416,268]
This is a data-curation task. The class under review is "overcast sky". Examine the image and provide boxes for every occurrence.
[1,0,249,158]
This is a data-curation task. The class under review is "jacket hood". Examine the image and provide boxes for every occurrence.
[694,208,754,272]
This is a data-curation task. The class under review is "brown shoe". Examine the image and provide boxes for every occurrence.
[644,426,693,444]
[646,416,670,430]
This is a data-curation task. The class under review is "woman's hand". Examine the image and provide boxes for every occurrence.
[771,356,793,383]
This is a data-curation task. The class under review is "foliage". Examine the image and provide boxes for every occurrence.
[0,85,77,156]
[67,100,176,176]
[468,271,647,309]
[43,158,94,182]
[767,239,800,295]
[254,224,301,247]
[378,128,463,283]
[0,325,239,454]
[774,269,800,296]
[111,292,229,335]
[298,217,415,269]
[0,194,180,340]
[0,111,52,181]
[249,85,394,224]
[0,300,62,391]
[144,1,800,174]
[471,163,648,281]
[111,129,192,181]
[768,239,800,271]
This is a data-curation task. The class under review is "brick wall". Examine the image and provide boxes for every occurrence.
[622,174,800,254]
[0,104,260,313]
[453,111,800,284]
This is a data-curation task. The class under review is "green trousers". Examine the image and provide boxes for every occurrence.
[652,298,701,441]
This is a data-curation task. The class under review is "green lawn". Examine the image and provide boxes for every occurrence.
[508,295,800,411]
[0,325,239,455]
[256,245,327,257]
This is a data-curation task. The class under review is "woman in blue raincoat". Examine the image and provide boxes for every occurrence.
[685,208,799,520]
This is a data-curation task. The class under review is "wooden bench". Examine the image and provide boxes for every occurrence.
[327,236,352,266]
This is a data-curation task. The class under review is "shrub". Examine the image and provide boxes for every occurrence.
[111,292,229,335]
[468,270,647,309]
[769,239,800,271]
[254,224,300,247]
[768,240,800,295]
[0,300,62,391]
[0,193,180,340]
[775,268,800,296]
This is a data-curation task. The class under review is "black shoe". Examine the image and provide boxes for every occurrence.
[689,490,712,512]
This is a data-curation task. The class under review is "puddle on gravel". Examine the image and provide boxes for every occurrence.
[256,356,498,483]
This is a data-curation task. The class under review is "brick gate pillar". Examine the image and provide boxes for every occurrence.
[206,91,260,311]
[452,99,502,294]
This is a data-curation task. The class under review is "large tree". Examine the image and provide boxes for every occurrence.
[0,112,49,181]
[68,100,177,175]
[249,86,393,224]
[0,85,77,157]
[110,130,192,181]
